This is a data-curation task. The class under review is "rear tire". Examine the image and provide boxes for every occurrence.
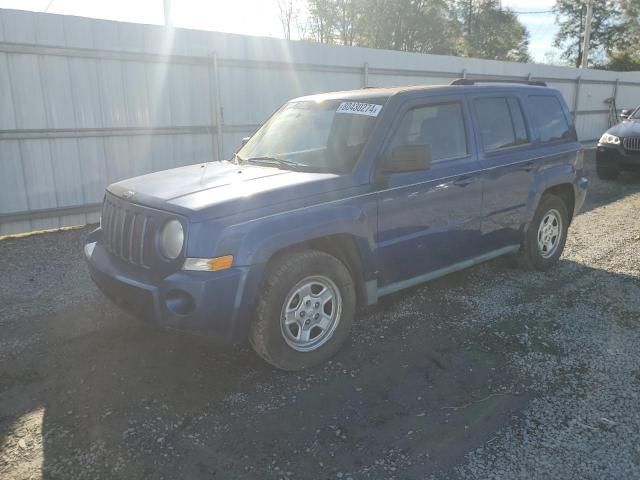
[249,250,356,371]
[596,163,620,180]
[515,194,569,271]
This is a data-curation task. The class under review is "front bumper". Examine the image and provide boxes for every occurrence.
[596,144,640,170]
[84,230,261,343]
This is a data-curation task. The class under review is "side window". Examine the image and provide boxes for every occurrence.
[528,95,572,143]
[388,102,468,162]
[474,96,528,151]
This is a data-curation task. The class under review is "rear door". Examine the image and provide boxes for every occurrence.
[469,92,536,249]
[375,95,484,287]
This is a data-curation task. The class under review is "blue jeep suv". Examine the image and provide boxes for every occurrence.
[85,79,589,370]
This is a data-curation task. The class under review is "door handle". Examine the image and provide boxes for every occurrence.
[453,176,474,187]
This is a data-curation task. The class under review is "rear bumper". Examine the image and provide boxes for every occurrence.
[596,145,640,170]
[84,231,262,343]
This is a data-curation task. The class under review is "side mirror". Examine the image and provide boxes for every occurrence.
[382,144,432,173]
[241,136,251,147]
[620,109,632,120]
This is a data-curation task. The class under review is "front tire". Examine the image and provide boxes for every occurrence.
[249,250,356,371]
[516,194,569,271]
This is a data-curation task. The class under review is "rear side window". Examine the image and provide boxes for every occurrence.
[474,97,529,151]
[388,102,468,162]
[528,95,572,143]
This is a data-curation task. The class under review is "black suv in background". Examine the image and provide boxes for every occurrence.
[596,106,640,179]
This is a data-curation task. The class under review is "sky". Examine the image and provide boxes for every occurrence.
[0,0,560,64]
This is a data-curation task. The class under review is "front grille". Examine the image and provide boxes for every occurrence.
[101,197,158,268]
[623,137,640,152]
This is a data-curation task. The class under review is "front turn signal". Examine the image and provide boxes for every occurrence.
[182,255,234,272]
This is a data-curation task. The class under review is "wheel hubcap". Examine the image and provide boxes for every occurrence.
[280,275,342,352]
[537,209,562,258]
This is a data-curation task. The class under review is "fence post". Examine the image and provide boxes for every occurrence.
[209,51,224,161]
[572,75,582,120]
[461,68,467,79]
[362,62,369,88]
[612,78,619,106]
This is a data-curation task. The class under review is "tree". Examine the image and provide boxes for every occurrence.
[553,0,623,68]
[306,0,338,43]
[457,0,531,62]
[619,0,640,43]
[301,0,530,62]
[335,0,359,46]
[277,0,297,40]
[353,0,462,54]
[600,0,640,70]
[604,50,640,71]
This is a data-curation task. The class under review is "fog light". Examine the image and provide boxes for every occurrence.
[165,289,195,315]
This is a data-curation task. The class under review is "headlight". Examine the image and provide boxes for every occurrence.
[599,133,620,145]
[159,219,184,260]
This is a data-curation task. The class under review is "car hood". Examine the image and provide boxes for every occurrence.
[107,161,346,221]
[608,119,640,137]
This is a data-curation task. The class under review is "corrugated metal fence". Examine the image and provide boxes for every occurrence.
[1,8,640,235]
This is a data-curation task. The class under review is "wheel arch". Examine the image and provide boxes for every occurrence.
[526,163,578,229]
[542,183,575,223]
[262,233,372,310]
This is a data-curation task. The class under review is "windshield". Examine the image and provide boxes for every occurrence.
[630,106,640,119]
[237,98,386,173]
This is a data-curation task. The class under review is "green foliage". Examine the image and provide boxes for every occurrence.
[457,0,531,62]
[301,0,530,62]
[552,0,640,71]
[603,51,640,71]
[618,0,640,47]
[553,0,623,68]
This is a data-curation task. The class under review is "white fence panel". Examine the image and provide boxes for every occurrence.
[1,7,640,235]
[617,85,640,109]
[0,53,15,129]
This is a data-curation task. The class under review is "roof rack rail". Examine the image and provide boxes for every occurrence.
[450,78,547,87]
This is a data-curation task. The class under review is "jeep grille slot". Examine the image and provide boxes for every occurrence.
[623,137,640,153]
[101,198,153,269]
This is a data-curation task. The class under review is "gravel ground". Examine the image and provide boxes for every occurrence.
[1,159,639,479]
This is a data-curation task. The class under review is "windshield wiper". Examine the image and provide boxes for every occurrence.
[245,156,306,171]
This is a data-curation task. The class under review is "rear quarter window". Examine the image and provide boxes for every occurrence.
[528,95,573,143]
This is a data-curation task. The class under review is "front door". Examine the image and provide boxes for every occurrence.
[375,96,483,287]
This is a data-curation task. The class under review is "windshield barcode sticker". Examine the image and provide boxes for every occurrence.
[336,102,383,117]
